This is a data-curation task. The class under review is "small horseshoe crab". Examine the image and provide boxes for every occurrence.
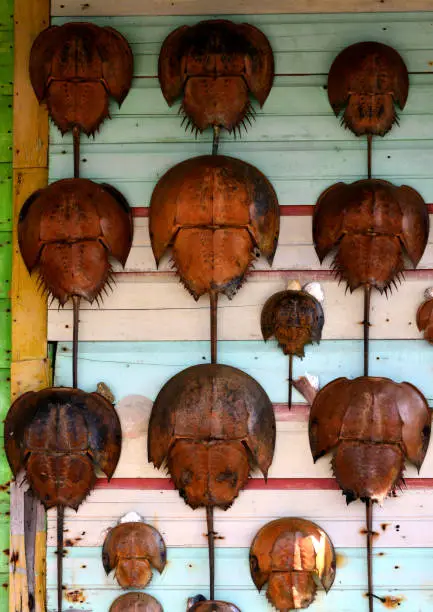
[250,518,336,610]
[102,519,166,588]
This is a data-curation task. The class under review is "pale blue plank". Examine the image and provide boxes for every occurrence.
[54,339,433,405]
[46,546,433,589]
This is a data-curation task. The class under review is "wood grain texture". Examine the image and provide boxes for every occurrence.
[45,488,433,548]
[51,1,433,16]
[11,1,50,611]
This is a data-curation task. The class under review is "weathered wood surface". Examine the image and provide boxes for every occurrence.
[11,1,50,611]
[46,488,433,548]
[44,546,433,611]
[51,2,433,16]
[45,11,433,611]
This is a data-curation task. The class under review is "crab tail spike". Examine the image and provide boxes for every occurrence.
[363,285,371,377]
[288,354,293,410]
[72,296,81,389]
[212,125,220,156]
[73,125,80,179]
[210,291,218,365]
[366,499,374,612]
[57,506,64,612]
[206,506,215,601]
[367,133,373,179]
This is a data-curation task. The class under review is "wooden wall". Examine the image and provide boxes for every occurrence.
[47,12,433,611]
[0,0,12,605]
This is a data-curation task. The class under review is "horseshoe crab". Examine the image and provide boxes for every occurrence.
[30,22,133,176]
[249,518,336,610]
[159,19,274,151]
[5,387,122,612]
[309,376,431,612]
[416,289,433,343]
[261,282,324,409]
[313,179,428,374]
[148,363,275,602]
[102,520,166,588]
[187,596,241,612]
[18,178,133,387]
[110,593,163,612]
[328,42,408,138]
[150,154,279,362]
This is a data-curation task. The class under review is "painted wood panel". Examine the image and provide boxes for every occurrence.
[54,339,433,405]
[45,547,433,612]
[45,488,433,548]
[45,11,433,611]
[47,274,432,342]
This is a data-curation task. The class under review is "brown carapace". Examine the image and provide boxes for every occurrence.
[150,155,279,362]
[416,294,433,343]
[309,376,431,611]
[313,179,428,294]
[109,593,163,612]
[148,363,275,601]
[313,178,428,376]
[250,518,336,610]
[4,387,122,612]
[30,22,133,136]
[19,178,133,387]
[187,598,241,612]
[102,521,166,588]
[261,288,324,409]
[159,19,274,139]
[328,42,408,137]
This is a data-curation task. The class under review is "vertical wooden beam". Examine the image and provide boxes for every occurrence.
[11,1,50,611]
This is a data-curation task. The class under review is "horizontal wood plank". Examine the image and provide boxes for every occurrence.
[46,488,433,548]
[53,339,433,405]
[51,3,433,16]
[48,272,433,342]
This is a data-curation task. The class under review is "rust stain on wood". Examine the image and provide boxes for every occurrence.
[335,552,348,568]
[65,589,86,603]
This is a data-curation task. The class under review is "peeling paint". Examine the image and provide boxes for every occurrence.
[65,589,86,603]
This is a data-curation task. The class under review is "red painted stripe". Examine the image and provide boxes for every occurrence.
[115,268,433,281]
[95,477,433,491]
[133,204,433,217]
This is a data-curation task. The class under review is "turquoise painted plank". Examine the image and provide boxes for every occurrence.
[49,114,433,146]
[101,78,433,118]
[54,339,433,405]
[47,587,432,612]
[46,547,433,590]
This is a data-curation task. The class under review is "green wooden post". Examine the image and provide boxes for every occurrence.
[0,0,13,605]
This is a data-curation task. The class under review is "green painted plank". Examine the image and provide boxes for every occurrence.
[0,237,12,299]
[49,113,433,146]
[0,0,12,28]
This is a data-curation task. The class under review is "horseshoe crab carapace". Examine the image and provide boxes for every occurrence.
[102,520,166,588]
[309,376,431,612]
[159,19,274,151]
[109,593,163,612]
[313,178,428,375]
[4,387,122,612]
[261,283,324,409]
[30,22,133,176]
[148,363,275,602]
[149,154,279,363]
[18,178,133,388]
[249,518,336,610]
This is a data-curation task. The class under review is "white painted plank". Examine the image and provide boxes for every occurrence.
[46,488,433,548]
[83,393,433,479]
[51,3,433,17]
[48,273,431,342]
